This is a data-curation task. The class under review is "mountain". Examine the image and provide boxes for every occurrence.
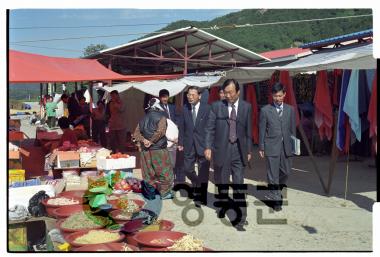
[149,9,373,53]
[8,83,41,101]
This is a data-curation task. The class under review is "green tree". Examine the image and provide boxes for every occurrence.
[83,44,108,57]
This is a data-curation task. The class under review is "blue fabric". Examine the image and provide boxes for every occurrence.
[358,70,370,133]
[200,89,209,104]
[343,70,361,142]
[365,69,376,93]
[336,70,351,150]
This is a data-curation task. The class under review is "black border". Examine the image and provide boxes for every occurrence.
[5,8,377,253]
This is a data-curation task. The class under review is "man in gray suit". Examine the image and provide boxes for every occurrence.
[205,79,252,231]
[259,82,296,211]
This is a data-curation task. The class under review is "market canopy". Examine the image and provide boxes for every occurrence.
[224,42,377,83]
[9,50,181,83]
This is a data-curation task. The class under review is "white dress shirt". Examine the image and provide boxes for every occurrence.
[192,101,201,117]
[274,102,283,113]
[163,104,171,119]
[228,98,239,118]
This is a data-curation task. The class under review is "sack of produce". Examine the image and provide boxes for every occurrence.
[28,190,50,217]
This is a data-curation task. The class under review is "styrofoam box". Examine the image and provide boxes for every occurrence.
[96,156,136,170]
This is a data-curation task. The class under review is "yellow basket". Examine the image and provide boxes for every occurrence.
[8,224,27,251]
[9,169,25,184]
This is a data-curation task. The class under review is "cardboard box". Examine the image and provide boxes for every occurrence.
[79,152,97,168]
[56,151,80,168]
[96,156,136,170]
[9,150,20,159]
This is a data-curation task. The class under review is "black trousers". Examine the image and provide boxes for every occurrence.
[183,144,210,203]
[266,142,291,202]
[92,120,107,147]
[47,116,56,128]
[214,141,247,225]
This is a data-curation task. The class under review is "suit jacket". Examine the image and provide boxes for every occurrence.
[259,103,296,157]
[160,103,177,125]
[179,102,211,157]
[205,100,253,167]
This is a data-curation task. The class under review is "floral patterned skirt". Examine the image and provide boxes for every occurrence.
[140,149,174,196]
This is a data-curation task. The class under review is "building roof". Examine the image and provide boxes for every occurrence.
[88,26,270,69]
[300,29,373,49]
[260,48,312,59]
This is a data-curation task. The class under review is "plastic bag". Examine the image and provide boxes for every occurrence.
[141,180,158,200]
[28,190,49,217]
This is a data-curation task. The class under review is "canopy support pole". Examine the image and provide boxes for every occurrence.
[184,33,188,75]
[326,110,340,195]
[298,124,328,193]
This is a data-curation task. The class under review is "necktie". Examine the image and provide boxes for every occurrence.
[278,106,283,117]
[192,105,197,125]
[165,105,171,119]
[229,103,237,143]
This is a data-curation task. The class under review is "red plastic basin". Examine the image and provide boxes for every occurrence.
[64,229,125,248]
[108,198,145,210]
[58,190,87,199]
[132,231,186,248]
[41,196,83,217]
[74,243,139,252]
[52,204,90,219]
[56,217,105,234]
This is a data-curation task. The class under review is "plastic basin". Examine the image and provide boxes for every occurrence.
[64,229,125,248]
[132,231,186,248]
[52,204,90,219]
[74,243,139,252]
[41,196,83,217]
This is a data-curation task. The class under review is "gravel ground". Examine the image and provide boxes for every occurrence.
[16,117,376,251]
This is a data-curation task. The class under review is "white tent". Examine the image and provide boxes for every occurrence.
[95,75,222,97]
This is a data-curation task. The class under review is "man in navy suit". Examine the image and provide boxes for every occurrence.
[205,79,252,231]
[158,89,183,182]
[159,89,177,123]
[178,86,211,207]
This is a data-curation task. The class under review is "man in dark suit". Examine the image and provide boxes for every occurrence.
[178,86,211,207]
[205,79,252,231]
[158,89,184,185]
[159,89,177,123]
[259,82,296,212]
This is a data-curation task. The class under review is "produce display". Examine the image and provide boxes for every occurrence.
[115,211,133,220]
[47,197,79,206]
[167,235,204,251]
[61,211,108,229]
[88,177,107,190]
[73,230,121,244]
[106,153,130,159]
[114,178,141,192]
[116,199,140,212]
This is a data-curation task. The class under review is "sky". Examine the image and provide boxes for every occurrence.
[9,9,238,58]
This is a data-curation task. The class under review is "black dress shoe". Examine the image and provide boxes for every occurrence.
[273,205,282,212]
[217,209,225,219]
[194,202,201,208]
[235,224,246,231]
